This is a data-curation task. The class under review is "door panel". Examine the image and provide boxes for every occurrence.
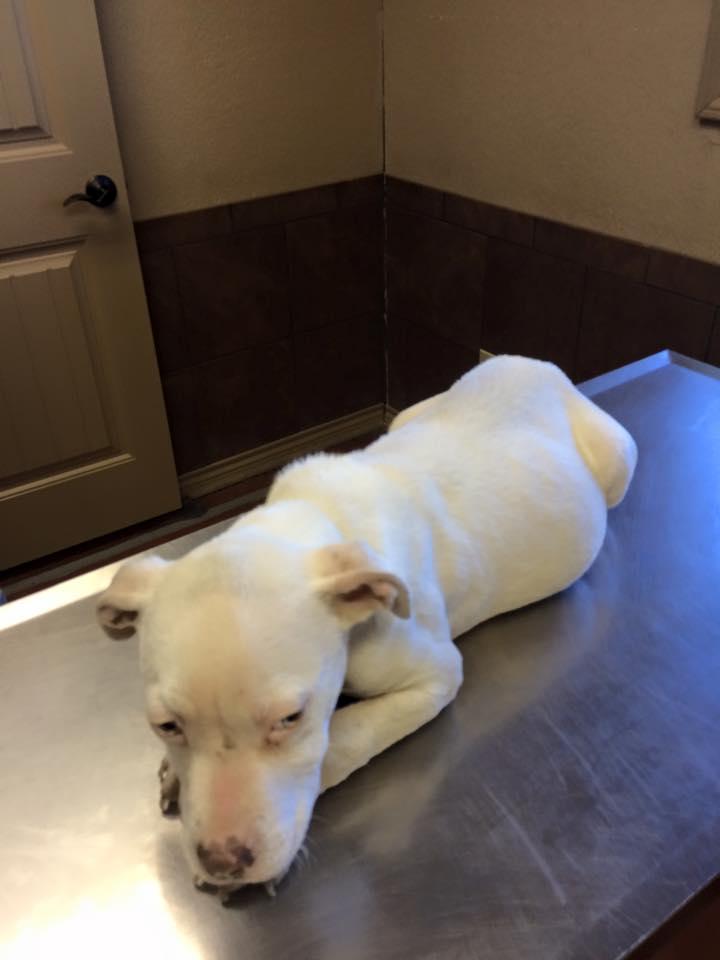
[0,244,110,475]
[0,0,180,568]
[0,0,49,141]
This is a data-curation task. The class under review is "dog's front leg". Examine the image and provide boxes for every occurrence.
[158,753,180,815]
[320,654,462,791]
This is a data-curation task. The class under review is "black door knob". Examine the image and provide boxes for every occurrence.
[63,174,118,209]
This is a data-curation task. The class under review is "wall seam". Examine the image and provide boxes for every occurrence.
[380,0,390,411]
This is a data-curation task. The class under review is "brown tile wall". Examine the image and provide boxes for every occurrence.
[137,173,720,475]
[135,176,384,474]
[386,176,720,408]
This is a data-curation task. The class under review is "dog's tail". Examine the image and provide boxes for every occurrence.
[565,385,637,509]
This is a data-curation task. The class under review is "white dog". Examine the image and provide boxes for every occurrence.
[97,356,636,897]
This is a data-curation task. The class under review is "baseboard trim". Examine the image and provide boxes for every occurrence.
[384,406,398,426]
[180,404,387,499]
[182,350,496,499]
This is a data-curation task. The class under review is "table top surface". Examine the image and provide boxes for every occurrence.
[2,351,720,960]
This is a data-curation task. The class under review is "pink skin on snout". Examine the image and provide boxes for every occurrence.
[209,769,247,839]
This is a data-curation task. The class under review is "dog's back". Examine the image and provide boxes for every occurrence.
[366,356,637,630]
[386,356,635,503]
[270,356,637,636]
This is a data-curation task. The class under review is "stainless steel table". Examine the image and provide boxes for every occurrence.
[2,351,719,960]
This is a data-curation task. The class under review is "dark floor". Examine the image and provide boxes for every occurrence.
[637,876,720,960]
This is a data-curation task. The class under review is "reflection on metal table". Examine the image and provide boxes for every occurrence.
[2,351,719,960]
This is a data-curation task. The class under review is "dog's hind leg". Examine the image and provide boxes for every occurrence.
[566,388,638,508]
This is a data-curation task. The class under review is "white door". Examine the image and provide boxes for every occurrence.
[0,0,180,568]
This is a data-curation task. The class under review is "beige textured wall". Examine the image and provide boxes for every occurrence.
[385,0,720,264]
[96,1,382,221]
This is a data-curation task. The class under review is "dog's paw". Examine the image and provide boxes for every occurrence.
[158,755,180,816]
[192,874,215,892]
[319,753,352,793]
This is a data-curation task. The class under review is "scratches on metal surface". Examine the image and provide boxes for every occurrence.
[484,786,568,907]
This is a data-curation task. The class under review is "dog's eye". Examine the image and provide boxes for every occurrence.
[154,720,183,739]
[267,708,305,745]
[275,710,303,730]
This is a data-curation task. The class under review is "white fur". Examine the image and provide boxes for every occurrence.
[97,355,636,891]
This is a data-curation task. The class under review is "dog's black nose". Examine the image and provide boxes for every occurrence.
[196,838,255,878]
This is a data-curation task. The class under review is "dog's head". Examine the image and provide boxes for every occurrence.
[97,533,409,889]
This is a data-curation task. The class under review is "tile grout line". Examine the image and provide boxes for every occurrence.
[380,0,389,409]
[571,265,590,381]
[284,216,301,439]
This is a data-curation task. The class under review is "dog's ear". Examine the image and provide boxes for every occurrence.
[96,555,169,639]
[311,542,410,627]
